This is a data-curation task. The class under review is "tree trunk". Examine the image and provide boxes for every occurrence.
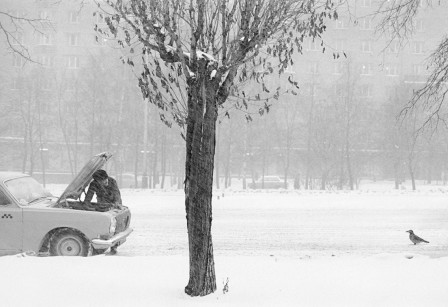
[161,132,167,189]
[214,124,220,189]
[184,78,217,297]
[152,110,159,188]
[408,158,416,191]
[261,118,267,188]
[73,84,80,172]
[37,96,46,187]
[133,132,140,189]
[90,98,96,157]
[344,67,354,190]
[21,122,28,173]
[305,88,315,190]
[321,170,327,190]
[224,136,231,188]
[394,161,400,189]
[338,148,344,190]
[56,85,74,175]
[345,140,354,190]
[28,96,36,175]
[284,127,291,189]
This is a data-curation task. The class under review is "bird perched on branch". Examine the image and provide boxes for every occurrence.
[406,230,429,245]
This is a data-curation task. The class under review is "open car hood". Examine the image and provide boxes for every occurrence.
[57,152,112,204]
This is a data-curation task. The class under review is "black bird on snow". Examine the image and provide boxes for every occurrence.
[406,230,429,245]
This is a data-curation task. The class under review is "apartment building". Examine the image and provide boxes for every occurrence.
[0,0,447,183]
[291,0,447,105]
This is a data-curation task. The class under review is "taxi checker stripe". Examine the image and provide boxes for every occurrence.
[1,214,13,219]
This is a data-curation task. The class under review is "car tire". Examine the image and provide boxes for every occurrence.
[49,229,89,257]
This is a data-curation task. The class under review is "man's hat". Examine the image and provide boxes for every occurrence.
[93,169,108,181]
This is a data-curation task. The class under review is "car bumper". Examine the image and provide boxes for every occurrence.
[91,228,133,249]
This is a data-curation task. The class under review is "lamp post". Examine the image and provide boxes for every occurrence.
[39,147,49,187]
[141,148,149,189]
[243,152,253,189]
[141,149,155,189]
[142,48,150,189]
[142,98,149,189]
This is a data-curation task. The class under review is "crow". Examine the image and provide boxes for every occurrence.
[406,230,429,245]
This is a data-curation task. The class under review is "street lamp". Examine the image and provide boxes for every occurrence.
[141,150,155,189]
[141,150,150,189]
[39,147,49,187]
[243,152,253,190]
[142,47,150,189]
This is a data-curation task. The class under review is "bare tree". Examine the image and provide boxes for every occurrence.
[0,10,52,62]
[375,0,448,130]
[312,100,341,189]
[99,0,338,296]
[304,80,317,189]
[375,0,426,44]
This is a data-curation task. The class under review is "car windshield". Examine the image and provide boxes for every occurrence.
[4,176,53,205]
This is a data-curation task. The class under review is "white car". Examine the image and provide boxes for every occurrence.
[0,152,133,257]
[248,176,286,189]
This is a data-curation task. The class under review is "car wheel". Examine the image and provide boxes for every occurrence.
[49,229,89,257]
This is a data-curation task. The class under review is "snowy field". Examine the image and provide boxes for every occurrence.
[2,181,448,306]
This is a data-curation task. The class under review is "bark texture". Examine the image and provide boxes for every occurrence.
[184,67,218,296]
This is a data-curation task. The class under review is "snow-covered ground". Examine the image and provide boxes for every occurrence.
[2,182,448,306]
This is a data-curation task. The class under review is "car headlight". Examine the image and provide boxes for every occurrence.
[109,217,117,233]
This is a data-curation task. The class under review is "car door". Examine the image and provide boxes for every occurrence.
[0,188,23,255]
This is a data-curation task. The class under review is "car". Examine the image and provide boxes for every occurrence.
[0,152,133,257]
[248,176,286,189]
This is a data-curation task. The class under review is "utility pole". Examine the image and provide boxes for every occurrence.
[142,49,149,189]
[142,98,149,188]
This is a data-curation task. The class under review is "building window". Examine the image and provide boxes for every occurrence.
[361,0,371,7]
[387,41,399,54]
[39,33,52,45]
[41,78,52,91]
[12,54,25,67]
[39,10,51,20]
[415,19,424,32]
[335,18,346,29]
[8,10,27,23]
[67,56,79,69]
[69,11,80,23]
[411,41,424,54]
[361,40,373,53]
[412,64,429,75]
[94,35,108,46]
[11,32,24,45]
[334,84,344,97]
[360,63,373,75]
[384,64,399,76]
[335,39,346,52]
[306,39,319,51]
[11,77,23,90]
[333,62,344,75]
[359,18,372,30]
[65,78,76,92]
[307,62,319,75]
[359,84,373,97]
[303,83,317,97]
[68,33,80,46]
[41,55,54,67]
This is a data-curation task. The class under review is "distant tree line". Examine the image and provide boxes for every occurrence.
[1,46,448,190]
